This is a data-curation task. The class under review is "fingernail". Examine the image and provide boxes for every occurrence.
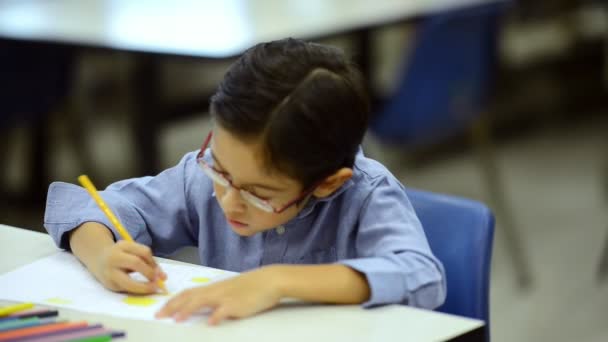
[155,270,166,280]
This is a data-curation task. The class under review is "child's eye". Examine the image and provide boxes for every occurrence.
[245,189,271,201]
[255,194,271,201]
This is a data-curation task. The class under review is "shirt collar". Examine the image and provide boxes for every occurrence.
[291,146,363,221]
[294,177,354,220]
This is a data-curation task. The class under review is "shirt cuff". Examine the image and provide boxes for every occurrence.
[338,256,445,309]
[44,182,119,250]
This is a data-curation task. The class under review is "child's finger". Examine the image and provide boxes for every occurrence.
[173,296,214,322]
[117,240,157,267]
[156,290,202,318]
[208,306,231,326]
[155,293,187,318]
[156,269,168,281]
[113,271,158,294]
[117,241,167,282]
[118,253,157,281]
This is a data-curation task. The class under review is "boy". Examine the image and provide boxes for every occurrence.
[44,38,445,325]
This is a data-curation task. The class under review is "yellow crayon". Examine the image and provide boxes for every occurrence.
[77,175,167,294]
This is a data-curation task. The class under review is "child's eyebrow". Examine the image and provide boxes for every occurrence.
[210,151,286,192]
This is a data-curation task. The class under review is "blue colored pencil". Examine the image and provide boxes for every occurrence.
[0,317,58,332]
[0,310,59,323]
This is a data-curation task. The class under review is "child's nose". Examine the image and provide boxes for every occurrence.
[220,186,246,212]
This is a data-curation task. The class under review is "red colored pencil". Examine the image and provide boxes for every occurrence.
[0,321,88,341]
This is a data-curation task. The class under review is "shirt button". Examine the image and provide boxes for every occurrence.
[276,226,286,235]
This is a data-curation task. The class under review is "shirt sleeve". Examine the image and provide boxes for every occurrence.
[338,176,446,309]
[43,152,202,256]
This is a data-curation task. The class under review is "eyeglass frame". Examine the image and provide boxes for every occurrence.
[196,131,320,214]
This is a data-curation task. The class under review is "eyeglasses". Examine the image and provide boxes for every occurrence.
[196,132,318,214]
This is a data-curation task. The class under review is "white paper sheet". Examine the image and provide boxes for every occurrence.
[0,252,237,322]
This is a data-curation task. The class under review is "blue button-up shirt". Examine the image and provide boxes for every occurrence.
[44,150,446,309]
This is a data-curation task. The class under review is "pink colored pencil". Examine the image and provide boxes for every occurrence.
[19,327,125,342]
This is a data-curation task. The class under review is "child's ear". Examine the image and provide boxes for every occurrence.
[312,168,353,198]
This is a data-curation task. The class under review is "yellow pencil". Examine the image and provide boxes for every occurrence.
[0,302,34,317]
[77,175,167,294]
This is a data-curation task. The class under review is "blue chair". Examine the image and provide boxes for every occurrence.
[407,188,494,336]
[370,1,532,287]
[371,2,505,144]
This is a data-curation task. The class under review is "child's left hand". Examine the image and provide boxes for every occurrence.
[155,266,282,325]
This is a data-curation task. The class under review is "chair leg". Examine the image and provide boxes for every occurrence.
[598,135,608,282]
[598,230,608,282]
[0,128,13,205]
[470,118,533,289]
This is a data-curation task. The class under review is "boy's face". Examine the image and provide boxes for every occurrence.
[209,126,307,237]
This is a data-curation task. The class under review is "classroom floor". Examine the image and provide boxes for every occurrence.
[4,112,608,341]
[366,116,608,342]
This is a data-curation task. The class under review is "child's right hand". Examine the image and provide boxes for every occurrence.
[69,222,167,295]
[92,240,167,294]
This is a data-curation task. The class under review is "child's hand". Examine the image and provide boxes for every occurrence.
[155,266,282,325]
[92,240,167,294]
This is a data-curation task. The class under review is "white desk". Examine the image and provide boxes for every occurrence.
[0,0,499,58]
[0,224,485,341]
[0,0,504,177]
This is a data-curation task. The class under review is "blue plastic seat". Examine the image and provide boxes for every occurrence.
[370,1,532,288]
[371,2,506,145]
[407,188,494,338]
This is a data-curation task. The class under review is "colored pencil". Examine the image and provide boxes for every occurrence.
[31,329,123,342]
[18,324,104,341]
[0,317,57,332]
[0,303,34,317]
[78,174,167,294]
[19,327,124,342]
[69,335,113,342]
[0,310,59,323]
[0,321,88,341]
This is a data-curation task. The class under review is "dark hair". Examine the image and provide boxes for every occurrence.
[210,38,370,189]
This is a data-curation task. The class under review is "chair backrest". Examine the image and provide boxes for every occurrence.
[371,1,509,145]
[406,188,495,324]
